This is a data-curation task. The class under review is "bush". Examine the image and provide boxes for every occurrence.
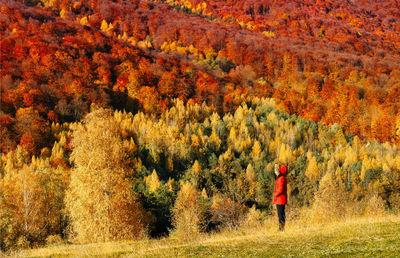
[303,172,348,223]
[364,194,386,216]
[209,194,245,231]
[16,236,30,249]
[389,192,400,212]
[242,205,263,228]
[46,235,64,245]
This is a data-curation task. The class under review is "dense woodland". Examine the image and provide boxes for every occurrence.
[1,0,400,252]
[1,99,400,250]
[1,0,400,153]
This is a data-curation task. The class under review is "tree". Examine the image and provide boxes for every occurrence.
[305,151,319,181]
[65,108,144,243]
[158,71,178,98]
[1,165,45,249]
[136,86,161,113]
[14,107,50,155]
[145,170,161,193]
[0,151,68,251]
[245,163,257,183]
[250,140,262,161]
[277,143,294,166]
[208,128,222,152]
[172,181,201,240]
[187,160,202,187]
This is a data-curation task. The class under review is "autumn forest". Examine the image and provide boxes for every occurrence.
[1,0,400,252]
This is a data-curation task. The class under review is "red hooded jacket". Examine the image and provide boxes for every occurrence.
[273,165,288,205]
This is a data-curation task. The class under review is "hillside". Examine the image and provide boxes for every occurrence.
[1,0,400,253]
[15,215,400,257]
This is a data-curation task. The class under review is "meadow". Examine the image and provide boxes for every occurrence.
[13,214,400,257]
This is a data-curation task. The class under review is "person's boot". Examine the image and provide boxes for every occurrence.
[278,222,285,232]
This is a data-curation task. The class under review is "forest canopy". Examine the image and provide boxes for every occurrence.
[1,0,400,252]
[1,99,400,250]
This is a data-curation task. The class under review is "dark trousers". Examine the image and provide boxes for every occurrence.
[276,204,285,230]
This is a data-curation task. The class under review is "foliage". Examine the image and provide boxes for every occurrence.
[1,0,400,250]
[1,0,399,153]
[172,181,202,240]
[2,99,399,251]
[64,108,144,243]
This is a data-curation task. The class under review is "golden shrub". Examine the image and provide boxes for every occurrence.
[364,194,386,216]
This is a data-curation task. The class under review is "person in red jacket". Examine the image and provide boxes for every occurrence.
[273,164,288,232]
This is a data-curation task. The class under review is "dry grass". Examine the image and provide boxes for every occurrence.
[8,214,400,257]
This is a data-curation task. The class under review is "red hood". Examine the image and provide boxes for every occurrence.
[280,165,287,175]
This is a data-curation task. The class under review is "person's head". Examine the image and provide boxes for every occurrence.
[279,165,287,176]
[275,164,287,176]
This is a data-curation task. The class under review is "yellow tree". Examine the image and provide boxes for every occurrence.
[335,128,348,147]
[238,120,252,152]
[250,141,262,161]
[192,160,201,173]
[145,170,161,193]
[228,127,237,147]
[1,165,45,248]
[305,151,319,181]
[201,188,209,199]
[185,160,202,187]
[172,182,201,240]
[277,143,294,166]
[352,135,362,158]
[245,164,257,183]
[65,108,144,243]
[208,128,222,151]
[0,150,69,250]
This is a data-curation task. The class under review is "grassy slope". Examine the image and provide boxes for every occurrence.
[13,215,400,257]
